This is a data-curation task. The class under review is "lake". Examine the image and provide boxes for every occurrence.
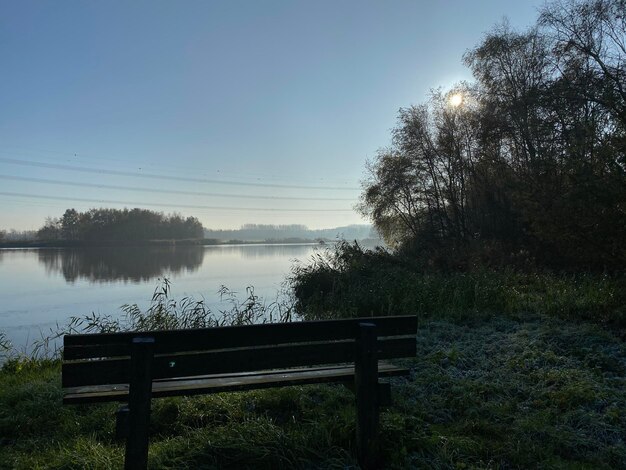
[0,244,325,351]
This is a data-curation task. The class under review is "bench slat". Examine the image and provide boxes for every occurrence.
[63,315,417,360]
[62,337,416,387]
[63,362,410,404]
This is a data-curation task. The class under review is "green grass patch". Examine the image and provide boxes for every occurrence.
[2,314,625,468]
[289,243,626,329]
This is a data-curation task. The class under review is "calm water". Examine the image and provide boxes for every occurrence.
[0,244,323,350]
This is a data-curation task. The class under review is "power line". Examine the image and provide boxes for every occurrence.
[0,174,356,202]
[0,191,354,212]
[0,157,360,191]
[0,147,360,187]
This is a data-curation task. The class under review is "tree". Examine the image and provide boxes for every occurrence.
[359,0,626,269]
[37,217,62,240]
[540,0,626,128]
[61,209,81,240]
[359,86,481,250]
[36,208,205,242]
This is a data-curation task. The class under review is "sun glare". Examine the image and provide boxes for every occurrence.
[449,93,463,107]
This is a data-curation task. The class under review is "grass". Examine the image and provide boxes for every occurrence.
[289,242,626,330]
[400,315,626,469]
[0,361,357,469]
[1,313,625,469]
[16,279,295,361]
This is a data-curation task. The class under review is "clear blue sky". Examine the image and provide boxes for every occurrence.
[0,0,542,230]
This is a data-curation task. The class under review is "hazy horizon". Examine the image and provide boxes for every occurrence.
[1,1,541,231]
[3,216,375,234]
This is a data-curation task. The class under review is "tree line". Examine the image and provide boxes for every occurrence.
[204,224,376,242]
[37,208,204,242]
[360,0,625,270]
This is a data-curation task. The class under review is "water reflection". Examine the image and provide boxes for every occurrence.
[37,246,205,283]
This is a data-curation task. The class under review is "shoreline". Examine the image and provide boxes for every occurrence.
[0,238,348,249]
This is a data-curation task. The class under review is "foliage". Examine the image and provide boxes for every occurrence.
[0,332,11,362]
[0,229,37,242]
[36,208,204,242]
[360,0,626,270]
[26,278,295,360]
[290,241,626,328]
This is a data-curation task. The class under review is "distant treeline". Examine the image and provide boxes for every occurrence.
[360,0,626,271]
[1,220,378,246]
[0,229,37,242]
[204,224,377,242]
[36,208,204,242]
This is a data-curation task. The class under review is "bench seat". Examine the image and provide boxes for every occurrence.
[63,361,409,404]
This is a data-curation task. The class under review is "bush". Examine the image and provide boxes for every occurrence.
[289,242,626,328]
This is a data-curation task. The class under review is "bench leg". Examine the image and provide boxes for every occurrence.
[116,405,129,440]
[378,381,391,407]
[125,337,155,470]
[355,323,379,470]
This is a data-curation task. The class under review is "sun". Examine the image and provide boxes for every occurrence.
[449,93,463,107]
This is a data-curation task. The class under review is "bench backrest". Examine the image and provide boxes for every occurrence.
[62,315,417,388]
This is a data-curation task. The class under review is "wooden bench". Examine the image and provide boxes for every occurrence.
[62,315,417,469]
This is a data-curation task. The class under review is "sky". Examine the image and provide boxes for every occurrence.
[0,0,543,231]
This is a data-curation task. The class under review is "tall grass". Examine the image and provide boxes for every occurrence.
[59,278,295,334]
[1,278,296,364]
[0,332,11,362]
[289,241,626,329]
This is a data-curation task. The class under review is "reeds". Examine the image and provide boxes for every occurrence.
[289,241,626,328]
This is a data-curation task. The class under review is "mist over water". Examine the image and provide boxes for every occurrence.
[0,244,323,350]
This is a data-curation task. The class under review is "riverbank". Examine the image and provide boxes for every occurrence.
[0,238,328,249]
[1,252,625,468]
[1,313,625,468]
[290,242,626,333]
